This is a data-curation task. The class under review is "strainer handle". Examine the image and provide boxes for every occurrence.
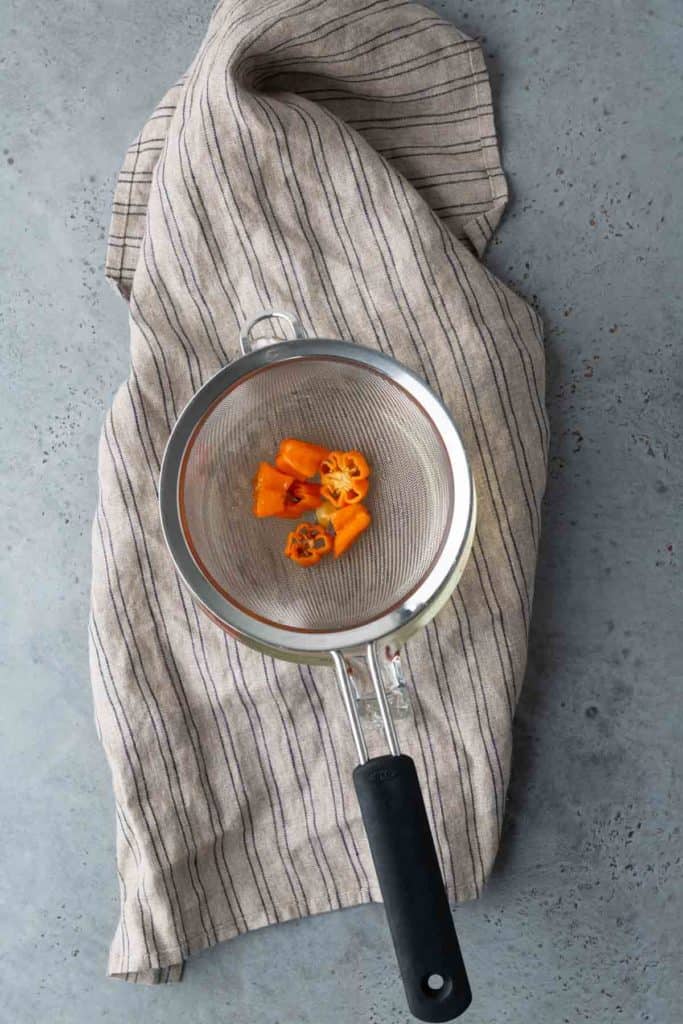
[336,646,472,1020]
[239,310,307,355]
[354,755,472,1021]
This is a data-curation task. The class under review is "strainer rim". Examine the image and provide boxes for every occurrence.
[160,338,475,655]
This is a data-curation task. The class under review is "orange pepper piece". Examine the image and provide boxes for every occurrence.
[321,475,369,508]
[277,502,307,519]
[274,481,323,519]
[253,462,295,517]
[321,450,370,481]
[288,480,322,511]
[284,522,333,566]
[275,439,330,480]
[331,503,371,558]
[330,504,361,531]
[320,449,371,508]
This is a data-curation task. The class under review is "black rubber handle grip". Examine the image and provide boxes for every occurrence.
[353,754,472,1022]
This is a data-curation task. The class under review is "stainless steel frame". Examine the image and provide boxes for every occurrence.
[159,312,476,667]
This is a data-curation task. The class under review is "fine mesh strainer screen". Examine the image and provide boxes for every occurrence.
[180,356,453,633]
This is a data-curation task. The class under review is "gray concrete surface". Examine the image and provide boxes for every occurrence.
[2,1,681,1021]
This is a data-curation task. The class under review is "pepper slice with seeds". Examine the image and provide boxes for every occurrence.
[284,522,333,566]
[319,450,371,507]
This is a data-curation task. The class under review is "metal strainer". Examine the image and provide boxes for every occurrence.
[160,311,476,1022]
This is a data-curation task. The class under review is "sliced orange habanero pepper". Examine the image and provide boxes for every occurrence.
[284,522,332,566]
[330,503,371,558]
[275,439,330,480]
[288,480,322,512]
[278,481,323,518]
[252,462,295,518]
[319,450,371,508]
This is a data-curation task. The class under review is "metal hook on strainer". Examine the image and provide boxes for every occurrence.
[160,311,476,1021]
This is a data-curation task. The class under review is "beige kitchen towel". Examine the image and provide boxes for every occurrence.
[92,0,547,983]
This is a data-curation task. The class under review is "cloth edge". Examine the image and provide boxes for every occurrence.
[107,879,478,983]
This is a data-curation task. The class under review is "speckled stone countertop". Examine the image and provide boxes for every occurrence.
[2,1,680,1021]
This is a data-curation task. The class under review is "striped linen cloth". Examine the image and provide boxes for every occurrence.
[93,0,547,983]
